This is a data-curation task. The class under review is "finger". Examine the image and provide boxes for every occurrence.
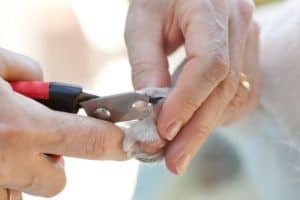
[241,21,260,91]
[221,21,260,125]
[7,190,22,200]
[164,1,256,173]
[164,74,237,175]
[158,2,230,140]
[2,151,64,197]
[20,155,65,197]
[35,111,127,161]
[0,48,43,81]
[215,0,254,124]
[125,3,170,89]
[0,189,22,200]
[0,189,9,200]
[228,0,254,72]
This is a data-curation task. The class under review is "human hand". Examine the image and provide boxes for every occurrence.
[0,48,126,197]
[125,0,260,174]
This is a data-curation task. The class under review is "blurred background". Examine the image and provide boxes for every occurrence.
[0,0,282,199]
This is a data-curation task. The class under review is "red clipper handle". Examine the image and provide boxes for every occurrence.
[10,81,83,113]
[10,81,50,100]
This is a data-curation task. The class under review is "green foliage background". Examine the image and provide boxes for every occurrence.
[255,0,281,6]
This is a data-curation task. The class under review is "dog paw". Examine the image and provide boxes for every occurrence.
[120,88,170,163]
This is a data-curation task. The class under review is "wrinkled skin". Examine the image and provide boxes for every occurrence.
[0,48,127,198]
[125,0,260,175]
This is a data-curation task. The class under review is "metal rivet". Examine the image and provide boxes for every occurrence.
[94,108,111,119]
[131,100,148,109]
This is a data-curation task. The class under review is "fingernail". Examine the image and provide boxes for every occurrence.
[166,121,182,140]
[176,154,191,176]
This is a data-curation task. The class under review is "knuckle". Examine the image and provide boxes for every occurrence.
[131,62,164,89]
[0,123,35,153]
[40,120,67,150]
[193,124,211,142]
[83,129,108,159]
[177,0,210,30]
[0,121,36,151]
[131,62,152,80]
[47,132,66,150]
[220,73,240,103]
[0,126,19,146]
[180,98,199,120]
[204,53,229,84]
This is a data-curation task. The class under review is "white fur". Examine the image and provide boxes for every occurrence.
[120,88,170,162]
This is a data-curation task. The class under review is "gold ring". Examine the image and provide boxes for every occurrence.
[240,72,251,91]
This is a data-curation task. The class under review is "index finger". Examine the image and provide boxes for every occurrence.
[157,1,229,140]
[35,111,127,161]
[125,2,171,89]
